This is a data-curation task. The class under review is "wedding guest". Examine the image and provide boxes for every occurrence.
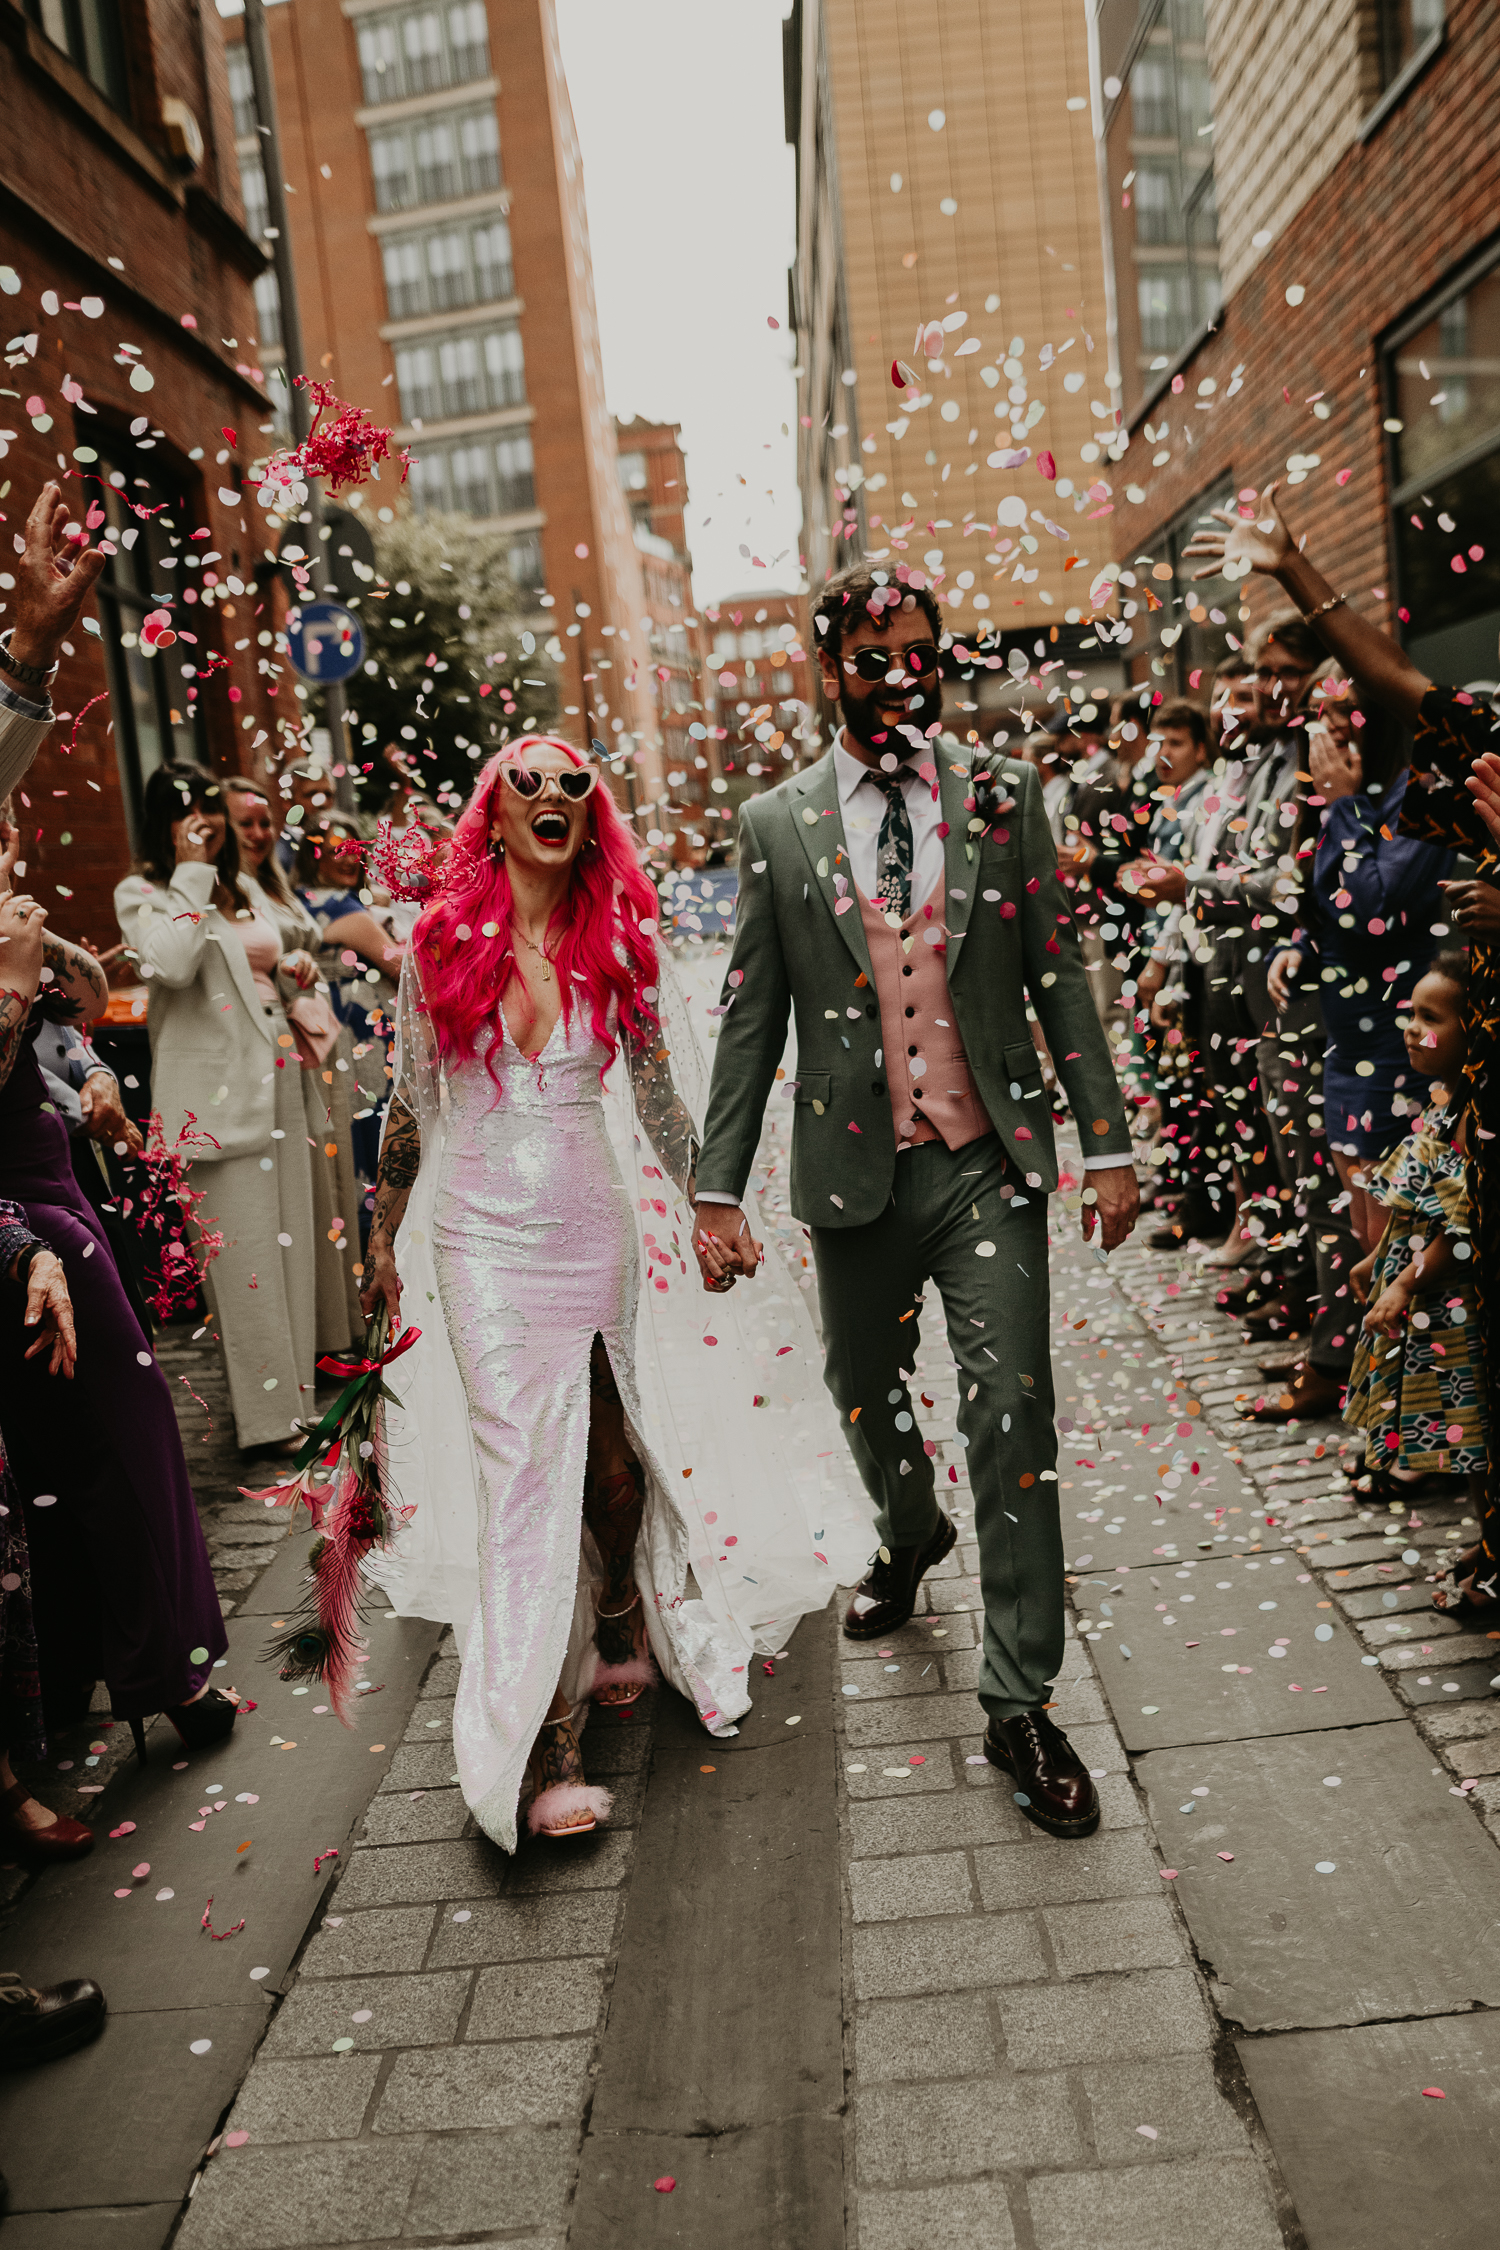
[0,879,235,1752]
[222,776,362,1350]
[295,817,404,1187]
[115,765,323,1453]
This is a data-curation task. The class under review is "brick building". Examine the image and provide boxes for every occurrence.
[0,0,276,940]
[222,0,669,789]
[1088,0,1500,696]
[613,415,718,854]
[782,0,1119,642]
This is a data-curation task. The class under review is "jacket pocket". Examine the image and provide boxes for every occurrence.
[1003,1040,1044,1083]
[793,1070,832,1114]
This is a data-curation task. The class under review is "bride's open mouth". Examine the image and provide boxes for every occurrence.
[530,808,571,844]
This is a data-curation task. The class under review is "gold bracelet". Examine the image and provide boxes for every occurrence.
[1301,592,1347,622]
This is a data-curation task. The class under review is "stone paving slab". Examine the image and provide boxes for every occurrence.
[0,2210,185,2250]
[1134,1724,1500,2030]
[1237,2011,1500,2250]
[1086,1565,1398,1752]
[1026,2155,1284,2250]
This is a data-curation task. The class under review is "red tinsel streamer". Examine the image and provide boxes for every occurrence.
[200,1897,245,1941]
[291,376,412,494]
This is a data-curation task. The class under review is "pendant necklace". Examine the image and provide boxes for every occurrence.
[518,928,554,984]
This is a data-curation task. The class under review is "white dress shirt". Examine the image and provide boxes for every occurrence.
[697,728,1133,1200]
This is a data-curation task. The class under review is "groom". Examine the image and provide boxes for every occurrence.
[692,560,1138,1837]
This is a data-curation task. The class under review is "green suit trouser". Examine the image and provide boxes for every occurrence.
[810,1135,1064,1723]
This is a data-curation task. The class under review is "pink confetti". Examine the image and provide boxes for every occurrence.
[133,1862,151,1879]
[224,2131,250,2148]
[1217,1852,1235,1862]
[1422,2087,1446,2099]
[1159,1868,1178,1880]
[654,2176,677,2193]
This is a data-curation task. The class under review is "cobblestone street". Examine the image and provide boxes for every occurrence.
[6,1105,1500,2248]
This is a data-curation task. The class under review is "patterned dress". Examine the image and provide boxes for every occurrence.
[1398,688,1500,1576]
[1344,1105,1485,1475]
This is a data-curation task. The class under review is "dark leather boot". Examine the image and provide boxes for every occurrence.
[842,1511,957,1640]
[984,1710,1100,1838]
[0,1974,107,2070]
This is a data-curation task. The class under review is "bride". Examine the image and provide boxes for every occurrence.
[362,736,868,1848]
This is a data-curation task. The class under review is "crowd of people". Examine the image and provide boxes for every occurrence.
[1020,484,1499,1623]
[3,467,1500,2098]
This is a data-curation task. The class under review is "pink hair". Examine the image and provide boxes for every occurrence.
[413,736,660,1090]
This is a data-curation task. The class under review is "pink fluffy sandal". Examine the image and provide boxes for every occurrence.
[524,1716,611,1839]
[592,1590,657,1708]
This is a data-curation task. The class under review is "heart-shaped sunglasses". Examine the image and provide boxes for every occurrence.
[499,763,600,802]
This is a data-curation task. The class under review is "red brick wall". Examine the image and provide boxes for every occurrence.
[1120,0,1500,662]
[0,0,277,945]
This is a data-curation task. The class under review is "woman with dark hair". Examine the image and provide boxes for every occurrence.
[0,839,233,1759]
[1266,678,1454,1251]
[114,762,324,1452]
[220,775,361,1351]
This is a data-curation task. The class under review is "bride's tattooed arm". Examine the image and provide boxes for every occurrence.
[625,1031,700,1201]
[359,1093,422,1325]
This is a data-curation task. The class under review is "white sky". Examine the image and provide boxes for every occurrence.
[556,0,804,604]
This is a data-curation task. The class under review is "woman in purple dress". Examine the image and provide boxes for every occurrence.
[0,848,235,1758]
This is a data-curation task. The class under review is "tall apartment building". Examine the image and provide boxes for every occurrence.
[782,0,1123,660]
[222,0,665,767]
[0,0,274,940]
[1089,0,1500,695]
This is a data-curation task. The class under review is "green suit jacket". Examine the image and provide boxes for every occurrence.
[695,738,1133,1228]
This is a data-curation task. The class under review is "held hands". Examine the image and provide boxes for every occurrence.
[1079,1166,1140,1253]
[1180,483,1294,583]
[9,482,108,676]
[21,1248,77,1378]
[691,1200,763,1293]
[80,1070,144,1156]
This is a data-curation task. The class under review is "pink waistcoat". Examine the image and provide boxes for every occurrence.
[857,880,996,1151]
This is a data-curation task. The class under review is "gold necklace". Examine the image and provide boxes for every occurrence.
[517,927,554,984]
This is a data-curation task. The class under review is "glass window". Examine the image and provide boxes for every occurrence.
[426,228,470,309]
[239,151,269,239]
[508,531,545,592]
[483,323,525,406]
[448,441,492,515]
[357,1,490,105]
[618,450,649,493]
[1387,251,1500,685]
[408,449,449,512]
[414,118,459,204]
[369,127,417,212]
[226,43,258,138]
[471,217,514,302]
[357,20,400,104]
[494,432,535,513]
[439,332,485,416]
[252,269,282,351]
[90,444,207,844]
[396,322,523,421]
[1127,474,1236,697]
[24,0,129,114]
[1376,0,1445,89]
[1101,0,1221,419]
[459,108,501,193]
[395,341,441,422]
[383,237,427,319]
[447,0,489,81]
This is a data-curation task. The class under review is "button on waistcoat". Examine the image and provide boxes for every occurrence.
[857,879,995,1150]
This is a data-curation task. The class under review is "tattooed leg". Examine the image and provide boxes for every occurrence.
[583,1331,646,1665]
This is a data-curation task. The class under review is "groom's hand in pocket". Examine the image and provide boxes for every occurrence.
[691,1200,762,1290]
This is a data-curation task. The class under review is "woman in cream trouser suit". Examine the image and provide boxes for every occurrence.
[115,764,353,1452]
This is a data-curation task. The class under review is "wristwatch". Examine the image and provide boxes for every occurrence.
[0,634,57,691]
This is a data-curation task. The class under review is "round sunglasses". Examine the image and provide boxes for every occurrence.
[499,762,600,802]
[844,642,941,683]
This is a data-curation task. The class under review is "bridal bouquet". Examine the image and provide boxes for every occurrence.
[249,1306,420,1722]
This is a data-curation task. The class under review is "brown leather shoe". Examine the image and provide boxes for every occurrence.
[842,1511,957,1640]
[0,1782,94,1864]
[1256,1346,1306,1377]
[984,1711,1100,1838]
[1236,1364,1345,1423]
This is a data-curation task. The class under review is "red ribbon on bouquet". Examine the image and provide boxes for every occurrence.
[315,1325,424,1381]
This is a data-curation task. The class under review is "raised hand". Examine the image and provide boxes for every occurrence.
[1181,482,1294,583]
[9,482,108,675]
[1464,750,1500,846]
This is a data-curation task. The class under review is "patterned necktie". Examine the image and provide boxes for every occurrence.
[868,771,913,921]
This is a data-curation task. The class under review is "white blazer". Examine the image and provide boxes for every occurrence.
[114,861,283,1163]
[0,695,53,803]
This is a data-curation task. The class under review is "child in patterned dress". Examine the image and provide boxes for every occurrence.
[1344,955,1486,1500]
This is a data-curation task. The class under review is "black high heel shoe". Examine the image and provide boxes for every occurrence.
[127,1687,246,1765]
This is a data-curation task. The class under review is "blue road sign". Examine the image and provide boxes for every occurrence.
[286,601,363,684]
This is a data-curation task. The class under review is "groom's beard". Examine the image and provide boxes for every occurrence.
[840,686,935,757]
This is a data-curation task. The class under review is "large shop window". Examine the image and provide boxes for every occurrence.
[1096,0,1221,422]
[1385,247,1500,688]
[23,0,129,114]
[1125,474,1236,698]
[91,442,209,848]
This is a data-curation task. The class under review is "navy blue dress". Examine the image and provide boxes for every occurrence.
[1299,769,1453,1158]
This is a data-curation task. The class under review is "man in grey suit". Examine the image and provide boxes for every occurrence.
[691,561,1138,1837]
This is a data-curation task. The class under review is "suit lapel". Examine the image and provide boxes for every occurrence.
[789,753,874,981]
[938,746,977,961]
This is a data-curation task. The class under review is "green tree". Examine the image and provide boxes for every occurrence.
[344,509,559,808]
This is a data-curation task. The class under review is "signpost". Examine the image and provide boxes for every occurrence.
[286,602,364,685]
